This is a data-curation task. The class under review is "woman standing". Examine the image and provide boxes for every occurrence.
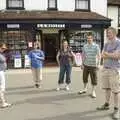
[56,40,75,91]
[0,43,11,108]
[29,41,45,88]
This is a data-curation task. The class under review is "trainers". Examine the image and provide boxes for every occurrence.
[91,91,96,98]
[65,85,70,91]
[112,108,120,119]
[78,89,87,94]
[97,103,110,110]
[1,102,11,108]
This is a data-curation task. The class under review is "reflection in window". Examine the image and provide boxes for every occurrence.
[7,0,24,9]
[75,0,89,10]
[48,0,57,10]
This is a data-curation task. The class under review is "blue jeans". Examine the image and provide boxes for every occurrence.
[58,64,72,85]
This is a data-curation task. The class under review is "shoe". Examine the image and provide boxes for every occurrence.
[35,84,41,88]
[78,89,87,94]
[91,91,96,98]
[97,103,110,110]
[65,85,70,91]
[1,102,11,108]
[56,87,60,91]
[112,108,120,119]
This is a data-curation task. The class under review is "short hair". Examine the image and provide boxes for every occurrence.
[107,27,117,35]
[86,32,94,37]
[0,43,7,48]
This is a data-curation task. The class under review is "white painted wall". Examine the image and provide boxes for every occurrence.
[107,6,118,30]
[25,0,47,10]
[0,0,6,10]
[91,0,107,17]
[0,0,107,14]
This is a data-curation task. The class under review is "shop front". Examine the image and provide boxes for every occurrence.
[0,10,111,69]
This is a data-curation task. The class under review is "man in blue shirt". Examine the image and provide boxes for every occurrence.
[29,41,45,88]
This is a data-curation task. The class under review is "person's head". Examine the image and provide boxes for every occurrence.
[86,33,94,44]
[33,41,41,49]
[0,43,7,53]
[62,40,69,49]
[107,27,117,41]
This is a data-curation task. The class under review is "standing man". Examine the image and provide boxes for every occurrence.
[78,33,101,98]
[97,27,120,120]
[29,41,45,88]
[0,43,11,108]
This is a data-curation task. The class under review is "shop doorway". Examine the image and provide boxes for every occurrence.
[43,34,59,65]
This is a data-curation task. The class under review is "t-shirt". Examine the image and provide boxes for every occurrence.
[103,39,120,69]
[82,43,100,67]
[28,49,45,68]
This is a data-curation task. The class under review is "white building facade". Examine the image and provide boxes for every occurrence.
[0,0,110,68]
[107,0,120,36]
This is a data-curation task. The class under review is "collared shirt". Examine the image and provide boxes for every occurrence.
[103,39,120,69]
[82,42,100,67]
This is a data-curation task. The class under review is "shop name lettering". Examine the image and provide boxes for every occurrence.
[37,24,65,28]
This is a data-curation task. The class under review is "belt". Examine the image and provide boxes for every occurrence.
[104,67,111,69]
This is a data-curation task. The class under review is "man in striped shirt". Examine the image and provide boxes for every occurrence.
[78,33,101,98]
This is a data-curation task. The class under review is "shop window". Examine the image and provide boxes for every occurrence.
[6,0,24,10]
[75,0,90,11]
[48,0,57,10]
[69,30,101,53]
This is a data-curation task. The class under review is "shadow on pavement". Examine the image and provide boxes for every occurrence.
[12,92,89,106]
[6,86,34,91]
[26,110,112,120]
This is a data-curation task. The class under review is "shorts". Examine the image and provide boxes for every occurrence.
[101,68,120,93]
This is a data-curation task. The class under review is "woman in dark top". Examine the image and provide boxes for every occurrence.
[56,40,75,91]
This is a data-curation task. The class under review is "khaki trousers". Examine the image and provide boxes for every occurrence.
[32,68,42,84]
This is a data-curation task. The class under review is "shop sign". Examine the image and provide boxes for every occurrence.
[7,24,20,28]
[28,42,33,48]
[81,24,92,28]
[75,52,82,66]
[37,24,65,28]
[14,54,22,68]
[24,55,30,68]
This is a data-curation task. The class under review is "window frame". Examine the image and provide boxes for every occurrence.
[75,0,90,11]
[6,0,25,10]
[48,0,58,11]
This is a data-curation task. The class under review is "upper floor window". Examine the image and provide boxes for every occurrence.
[6,0,24,10]
[75,0,90,11]
[48,0,57,10]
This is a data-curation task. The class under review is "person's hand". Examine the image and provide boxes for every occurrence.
[81,65,84,70]
[96,65,100,70]
[101,52,108,59]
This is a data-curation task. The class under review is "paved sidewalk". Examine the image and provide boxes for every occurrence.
[6,66,103,74]
[6,67,82,74]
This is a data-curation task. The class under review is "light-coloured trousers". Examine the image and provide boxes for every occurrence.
[0,71,6,103]
[31,68,43,84]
